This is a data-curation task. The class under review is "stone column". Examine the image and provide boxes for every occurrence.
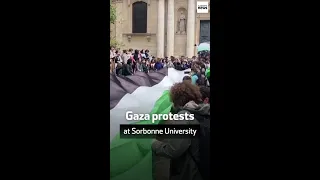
[186,0,196,58]
[157,0,165,58]
[166,0,175,57]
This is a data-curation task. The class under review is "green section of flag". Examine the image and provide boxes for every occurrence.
[205,68,210,78]
[110,90,172,180]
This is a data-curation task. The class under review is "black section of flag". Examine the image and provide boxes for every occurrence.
[110,68,168,109]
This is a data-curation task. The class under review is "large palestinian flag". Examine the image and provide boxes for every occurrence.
[110,68,189,180]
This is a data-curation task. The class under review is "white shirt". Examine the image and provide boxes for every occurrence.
[110,50,116,59]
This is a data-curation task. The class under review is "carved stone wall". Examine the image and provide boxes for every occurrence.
[111,0,211,57]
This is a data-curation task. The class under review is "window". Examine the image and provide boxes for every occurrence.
[132,1,147,33]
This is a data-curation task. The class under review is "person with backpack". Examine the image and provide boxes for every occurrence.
[132,49,140,73]
[152,82,210,180]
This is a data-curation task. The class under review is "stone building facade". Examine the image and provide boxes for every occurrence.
[111,0,210,58]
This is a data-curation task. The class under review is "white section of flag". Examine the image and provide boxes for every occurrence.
[110,68,189,142]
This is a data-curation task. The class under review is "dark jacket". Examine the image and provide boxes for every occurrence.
[174,63,183,70]
[155,62,163,70]
[122,64,132,76]
[116,65,123,76]
[133,53,139,62]
[141,63,148,73]
[152,101,210,180]
[183,64,189,70]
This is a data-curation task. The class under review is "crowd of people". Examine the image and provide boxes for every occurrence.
[110,46,211,180]
[110,47,210,86]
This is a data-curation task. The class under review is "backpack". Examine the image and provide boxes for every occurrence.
[114,56,120,63]
[181,109,211,180]
[127,59,132,65]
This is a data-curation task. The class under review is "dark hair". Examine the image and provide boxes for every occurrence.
[129,48,133,52]
[123,50,127,53]
[134,50,139,54]
[199,86,210,101]
[170,82,202,107]
[191,67,197,72]
[196,75,207,86]
[182,76,192,81]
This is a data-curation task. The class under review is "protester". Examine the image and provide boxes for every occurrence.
[167,60,174,68]
[128,48,134,65]
[121,50,129,64]
[182,76,192,83]
[175,61,183,70]
[122,64,131,76]
[150,59,155,71]
[115,62,123,76]
[204,59,210,68]
[145,49,150,59]
[110,46,116,60]
[114,50,121,63]
[132,50,140,73]
[163,59,167,68]
[154,59,163,71]
[140,58,149,73]
[140,49,146,59]
[152,82,210,180]
[190,69,199,85]
[182,60,189,70]
[136,59,142,72]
